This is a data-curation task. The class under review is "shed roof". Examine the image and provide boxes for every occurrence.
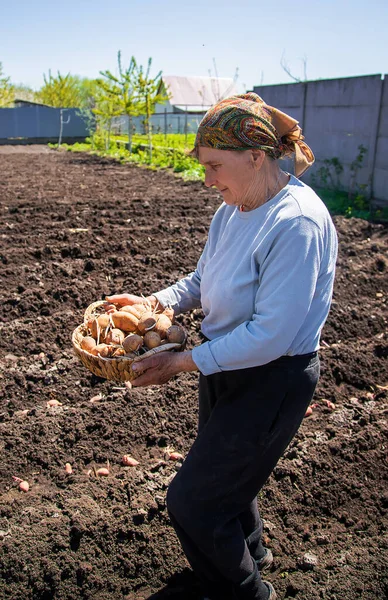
[13,98,53,108]
[161,76,238,110]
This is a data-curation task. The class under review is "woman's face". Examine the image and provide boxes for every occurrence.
[198,146,263,207]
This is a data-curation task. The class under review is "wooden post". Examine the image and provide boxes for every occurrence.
[164,107,167,142]
[128,115,133,154]
[185,105,188,147]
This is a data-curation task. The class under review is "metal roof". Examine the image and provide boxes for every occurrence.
[161,76,238,110]
[13,98,54,108]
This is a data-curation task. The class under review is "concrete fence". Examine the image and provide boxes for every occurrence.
[253,74,388,206]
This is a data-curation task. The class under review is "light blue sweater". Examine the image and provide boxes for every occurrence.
[154,175,338,376]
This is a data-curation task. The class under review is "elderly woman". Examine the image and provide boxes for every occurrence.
[107,93,338,600]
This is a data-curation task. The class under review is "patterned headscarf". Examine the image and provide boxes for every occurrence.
[194,92,314,177]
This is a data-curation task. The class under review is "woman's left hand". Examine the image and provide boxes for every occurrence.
[131,351,198,387]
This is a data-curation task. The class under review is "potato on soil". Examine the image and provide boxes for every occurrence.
[122,455,139,466]
[123,334,144,353]
[144,331,162,349]
[137,311,157,335]
[96,467,109,476]
[166,325,186,344]
[111,311,139,333]
[81,336,97,353]
[154,314,172,339]
[104,328,125,345]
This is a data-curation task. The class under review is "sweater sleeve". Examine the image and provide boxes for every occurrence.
[192,216,323,375]
[152,240,209,314]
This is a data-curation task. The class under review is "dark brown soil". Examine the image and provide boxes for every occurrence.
[0,149,387,600]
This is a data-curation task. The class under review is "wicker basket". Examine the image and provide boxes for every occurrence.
[72,300,186,382]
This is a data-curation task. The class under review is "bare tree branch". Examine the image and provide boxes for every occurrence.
[280,51,303,83]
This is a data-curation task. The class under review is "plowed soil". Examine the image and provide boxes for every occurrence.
[0,149,387,600]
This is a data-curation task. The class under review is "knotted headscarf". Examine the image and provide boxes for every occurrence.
[194,93,314,177]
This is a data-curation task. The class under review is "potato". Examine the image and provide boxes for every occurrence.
[162,306,175,321]
[144,331,162,349]
[111,311,139,333]
[89,313,110,340]
[104,328,125,345]
[97,313,110,328]
[154,314,172,339]
[123,334,144,353]
[91,343,110,356]
[89,318,98,339]
[111,347,125,357]
[166,325,186,344]
[119,305,143,319]
[132,302,149,314]
[81,336,97,353]
[137,311,157,335]
[99,345,117,358]
[86,317,95,330]
[132,303,149,315]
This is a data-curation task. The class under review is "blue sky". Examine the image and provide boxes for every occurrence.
[1,0,387,92]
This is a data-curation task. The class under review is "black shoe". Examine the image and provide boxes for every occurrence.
[256,547,274,571]
[262,580,277,599]
[202,550,274,600]
[203,580,276,600]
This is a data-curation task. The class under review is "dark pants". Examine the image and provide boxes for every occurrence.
[166,352,320,600]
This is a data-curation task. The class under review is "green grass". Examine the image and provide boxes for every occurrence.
[314,187,388,222]
[114,132,197,150]
[56,132,204,181]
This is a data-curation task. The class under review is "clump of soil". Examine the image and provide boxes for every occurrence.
[0,149,387,600]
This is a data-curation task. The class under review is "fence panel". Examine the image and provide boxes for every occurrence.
[0,106,92,141]
[111,113,204,136]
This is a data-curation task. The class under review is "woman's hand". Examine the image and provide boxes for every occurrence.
[105,293,149,307]
[131,351,198,387]
[105,294,161,313]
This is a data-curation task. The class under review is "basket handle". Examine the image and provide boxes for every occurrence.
[83,300,108,325]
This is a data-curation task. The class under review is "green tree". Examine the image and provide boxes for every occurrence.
[74,76,100,109]
[36,71,85,107]
[92,88,123,150]
[136,58,169,161]
[11,84,36,103]
[0,62,14,107]
[98,52,139,153]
